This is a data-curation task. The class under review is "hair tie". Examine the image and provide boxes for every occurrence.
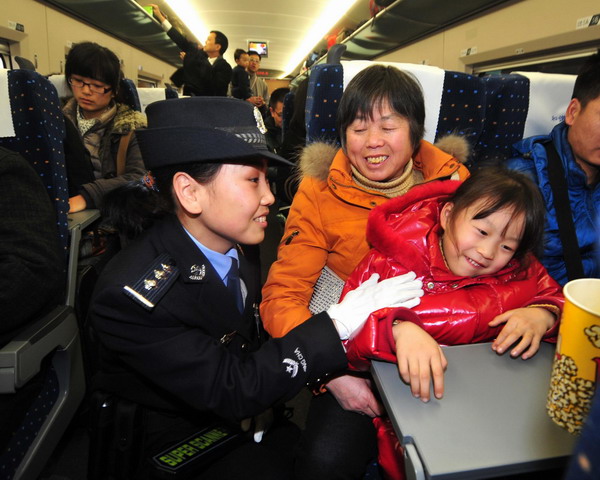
[141,172,159,192]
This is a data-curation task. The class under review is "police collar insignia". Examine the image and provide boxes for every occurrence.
[189,264,206,281]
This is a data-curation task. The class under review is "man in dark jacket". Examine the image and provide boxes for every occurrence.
[151,4,232,97]
[506,53,600,286]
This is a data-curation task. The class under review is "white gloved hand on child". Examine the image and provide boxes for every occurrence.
[327,272,423,340]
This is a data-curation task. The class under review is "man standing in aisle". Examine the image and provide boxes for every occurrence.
[151,4,232,96]
[247,51,269,116]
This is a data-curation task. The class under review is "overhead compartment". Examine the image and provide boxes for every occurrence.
[341,0,515,60]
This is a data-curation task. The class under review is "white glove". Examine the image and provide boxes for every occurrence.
[240,408,274,443]
[327,272,423,340]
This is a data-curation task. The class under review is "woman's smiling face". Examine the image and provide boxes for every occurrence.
[345,102,414,182]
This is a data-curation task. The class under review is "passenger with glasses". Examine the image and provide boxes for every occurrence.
[62,42,147,213]
[264,87,289,155]
[247,51,269,116]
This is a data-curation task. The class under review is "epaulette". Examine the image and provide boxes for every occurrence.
[123,253,178,310]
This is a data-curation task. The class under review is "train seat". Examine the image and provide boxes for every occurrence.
[120,78,142,112]
[282,90,295,138]
[304,60,576,167]
[47,74,71,101]
[47,74,143,112]
[476,71,576,162]
[305,60,486,163]
[14,56,36,71]
[137,86,179,113]
[0,68,86,480]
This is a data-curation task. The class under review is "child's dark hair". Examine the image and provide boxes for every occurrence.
[234,48,247,62]
[572,53,600,108]
[337,65,425,151]
[101,163,222,240]
[65,42,123,100]
[446,165,545,262]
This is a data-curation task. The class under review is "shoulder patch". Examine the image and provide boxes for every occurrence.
[123,253,178,310]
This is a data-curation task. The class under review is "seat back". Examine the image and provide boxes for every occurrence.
[0,68,86,480]
[305,63,344,144]
[14,56,36,71]
[0,69,69,257]
[120,78,142,112]
[304,60,576,166]
[47,74,143,113]
[165,84,179,99]
[475,71,575,162]
[305,60,487,158]
[137,87,179,112]
[281,90,295,138]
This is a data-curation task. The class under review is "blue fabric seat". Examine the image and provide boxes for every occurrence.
[0,69,69,258]
[304,61,487,162]
[282,90,295,138]
[0,69,86,480]
[303,61,576,169]
[120,78,142,112]
[476,74,530,162]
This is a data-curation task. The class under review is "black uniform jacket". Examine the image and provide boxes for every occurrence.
[89,215,346,423]
[166,27,232,97]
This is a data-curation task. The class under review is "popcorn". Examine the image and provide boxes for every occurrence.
[546,354,596,435]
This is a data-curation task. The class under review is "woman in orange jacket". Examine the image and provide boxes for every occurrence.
[260,64,470,479]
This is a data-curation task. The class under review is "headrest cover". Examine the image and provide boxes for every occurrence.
[0,69,15,138]
[137,97,292,169]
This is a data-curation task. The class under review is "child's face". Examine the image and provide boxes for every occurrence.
[237,54,250,69]
[439,200,524,277]
[345,102,414,182]
[190,161,274,253]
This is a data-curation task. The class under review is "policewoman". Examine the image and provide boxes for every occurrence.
[88,97,423,479]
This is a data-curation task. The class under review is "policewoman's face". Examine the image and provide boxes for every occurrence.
[194,161,274,253]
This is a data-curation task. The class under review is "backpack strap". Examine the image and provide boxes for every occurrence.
[116,130,134,177]
[543,141,584,281]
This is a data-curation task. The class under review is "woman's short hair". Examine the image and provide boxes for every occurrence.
[65,42,123,96]
[446,165,546,262]
[337,65,425,151]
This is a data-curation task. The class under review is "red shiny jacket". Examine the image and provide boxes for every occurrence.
[344,180,563,369]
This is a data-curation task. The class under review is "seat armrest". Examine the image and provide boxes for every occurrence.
[0,305,77,393]
[66,209,100,307]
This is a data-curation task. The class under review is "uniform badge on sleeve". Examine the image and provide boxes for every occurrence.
[123,253,178,310]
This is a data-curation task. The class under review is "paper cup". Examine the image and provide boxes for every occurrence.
[547,278,600,434]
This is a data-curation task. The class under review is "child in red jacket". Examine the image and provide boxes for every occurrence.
[344,166,564,479]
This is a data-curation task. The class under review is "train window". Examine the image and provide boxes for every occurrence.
[0,39,11,69]
[137,70,161,88]
[138,78,157,88]
[475,48,599,76]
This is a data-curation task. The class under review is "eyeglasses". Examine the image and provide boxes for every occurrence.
[273,110,283,117]
[68,77,112,94]
[249,59,261,64]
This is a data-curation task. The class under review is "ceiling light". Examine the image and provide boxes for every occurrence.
[280,0,361,78]
[164,0,210,44]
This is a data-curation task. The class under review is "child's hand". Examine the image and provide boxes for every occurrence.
[392,321,447,402]
[489,307,555,359]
